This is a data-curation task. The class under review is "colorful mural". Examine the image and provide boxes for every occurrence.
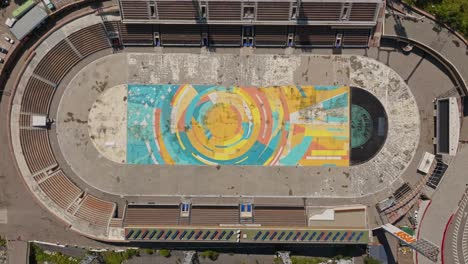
[127,84,350,166]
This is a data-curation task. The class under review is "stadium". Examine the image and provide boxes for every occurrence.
[0,0,467,263]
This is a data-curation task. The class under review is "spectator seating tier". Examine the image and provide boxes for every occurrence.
[74,194,116,227]
[156,1,199,20]
[295,26,336,47]
[38,170,82,209]
[120,24,154,45]
[19,129,57,174]
[342,29,370,47]
[254,206,307,226]
[160,25,202,46]
[124,205,180,226]
[349,3,377,21]
[208,1,242,21]
[33,39,81,84]
[299,2,342,21]
[20,77,55,114]
[255,26,288,47]
[67,23,110,57]
[256,2,291,21]
[120,0,150,20]
[190,206,239,226]
[208,25,242,46]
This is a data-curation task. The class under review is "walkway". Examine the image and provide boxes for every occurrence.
[385,0,468,83]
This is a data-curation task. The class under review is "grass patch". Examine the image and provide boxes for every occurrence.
[101,249,140,264]
[199,250,220,261]
[144,248,154,255]
[159,249,171,258]
[364,256,382,264]
[0,236,6,247]
[291,257,329,264]
[29,244,80,264]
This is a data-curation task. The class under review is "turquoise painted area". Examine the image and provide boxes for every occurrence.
[279,136,312,165]
[322,92,348,110]
[314,85,341,91]
[326,116,348,123]
[351,104,373,148]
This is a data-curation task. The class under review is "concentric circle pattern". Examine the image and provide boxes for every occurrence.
[127,84,350,166]
[350,105,373,148]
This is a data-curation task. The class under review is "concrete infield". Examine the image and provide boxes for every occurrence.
[53,52,419,198]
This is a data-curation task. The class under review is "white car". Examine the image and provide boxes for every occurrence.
[4,36,14,44]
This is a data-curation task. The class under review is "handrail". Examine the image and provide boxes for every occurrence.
[382,35,467,97]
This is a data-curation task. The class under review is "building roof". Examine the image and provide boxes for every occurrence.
[10,4,48,40]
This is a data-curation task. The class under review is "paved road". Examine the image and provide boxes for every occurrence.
[446,191,468,264]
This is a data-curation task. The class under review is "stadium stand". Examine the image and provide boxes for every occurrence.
[33,39,81,84]
[299,2,342,21]
[190,206,239,226]
[119,23,154,45]
[160,25,202,46]
[156,1,199,20]
[254,26,288,47]
[254,206,307,226]
[342,29,370,47]
[20,77,56,114]
[37,169,83,209]
[256,2,291,21]
[208,25,242,46]
[115,0,381,47]
[73,194,116,227]
[207,1,242,20]
[19,114,31,127]
[349,3,378,21]
[124,205,180,226]
[67,23,110,57]
[19,128,57,174]
[295,26,336,47]
[33,172,47,183]
[119,0,149,20]
[12,20,123,235]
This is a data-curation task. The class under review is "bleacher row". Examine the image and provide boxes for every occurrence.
[103,21,370,47]
[123,205,307,227]
[123,228,369,244]
[120,0,378,22]
[18,22,116,231]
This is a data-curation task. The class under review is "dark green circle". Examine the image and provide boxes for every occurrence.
[351,104,373,148]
